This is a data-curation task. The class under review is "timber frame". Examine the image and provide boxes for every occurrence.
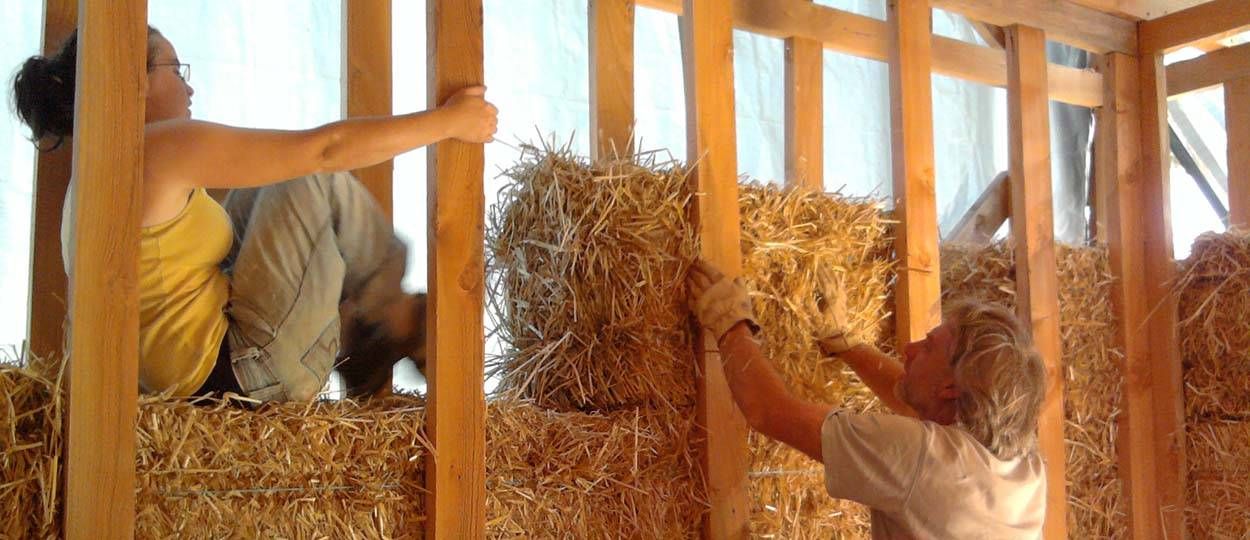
[26,0,1246,538]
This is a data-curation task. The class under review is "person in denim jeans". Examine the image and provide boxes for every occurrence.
[14,26,495,401]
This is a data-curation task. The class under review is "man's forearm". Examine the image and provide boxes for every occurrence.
[837,344,915,417]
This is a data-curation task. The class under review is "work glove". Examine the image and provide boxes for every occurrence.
[687,259,759,342]
[815,276,859,356]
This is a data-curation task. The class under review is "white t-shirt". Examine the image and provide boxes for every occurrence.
[821,410,1046,539]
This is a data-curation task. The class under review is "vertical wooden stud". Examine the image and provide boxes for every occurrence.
[1139,50,1187,540]
[1097,52,1165,540]
[64,0,148,537]
[1227,77,1250,227]
[784,31,823,191]
[28,0,77,367]
[1005,24,1067,540]
[589,0,635,159]
[887,0,941,349]
[344,0,395,217]
[425,0,487,537]
[679,1,751,537]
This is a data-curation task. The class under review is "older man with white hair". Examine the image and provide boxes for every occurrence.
[687,259,1048,539]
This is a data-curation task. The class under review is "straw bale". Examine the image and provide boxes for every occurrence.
[1177,231,1250,421]
[939,242,1127,539]
[0,366,62,539]
[486,145,698,411]
[135,395,430,539]
[485,400,704,538]
[1186,421,1250,539]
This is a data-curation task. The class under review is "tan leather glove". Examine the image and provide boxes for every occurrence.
[815,277,859,356]
[688,259,759,341]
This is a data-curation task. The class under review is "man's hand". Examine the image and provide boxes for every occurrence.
[687,259,758,342]
[815,276,859,357]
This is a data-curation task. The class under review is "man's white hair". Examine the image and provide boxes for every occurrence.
[945,300,1046,461]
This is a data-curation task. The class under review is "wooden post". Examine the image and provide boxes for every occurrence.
[425,0,486,537]
[64,0,148,538]
[1139,49,1187,540]
[1096,51,1165,540]
[1005,24,1067,540]
[784,23,823,190]
[679,1,751,537]
[28,0,77,366]
[344,0,395,217]
[887,0,941,349]
[589,0,635,160]
[1227,77,1250,228]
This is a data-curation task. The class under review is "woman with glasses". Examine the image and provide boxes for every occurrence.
[11,26,497,402]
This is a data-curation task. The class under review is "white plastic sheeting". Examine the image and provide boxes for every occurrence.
[0,0,1100,353]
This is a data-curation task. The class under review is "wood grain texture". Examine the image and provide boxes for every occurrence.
[1167,42,1250,97]
[425,0,487,537]
[888,0,942,350]
[1139,0,1250,54]
[64,0,148,537]
[1005,24,1067,540]
[1096,51,1166,540]
[932,0,1137,54]
[1138,50,1188,540]
[785,34,824,190]
[679,0,751,537]
[344,0,395,216]
[589,0,635,159]
[29,0,77,365]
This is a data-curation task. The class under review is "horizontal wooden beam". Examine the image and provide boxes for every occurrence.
[639,0,1103,107]
[931,0,1137,54]
[1139,0,1250,54]
[1067,0,1210,20]
[1166,42,1250,97]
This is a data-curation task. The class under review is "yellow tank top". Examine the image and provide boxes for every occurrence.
[134,188,233,395]
[62,187,232,395]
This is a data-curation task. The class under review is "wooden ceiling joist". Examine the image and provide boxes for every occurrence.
[638,0,1103,107]
[1140,0,1250,54]
[1068,0,1210,20]
[931,0,1137,54]
[1166,41,1250,97]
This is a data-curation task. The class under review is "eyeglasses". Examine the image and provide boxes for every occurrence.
[151,62,190,83]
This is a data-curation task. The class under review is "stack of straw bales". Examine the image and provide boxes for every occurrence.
[1177,231,1250,537]
[487,145,897,537]
[939,242,1126,538]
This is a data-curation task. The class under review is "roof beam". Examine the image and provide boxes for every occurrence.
[639,0,1103,107]
[1067,0,1210,21]
[1140,0,1250,54]
[931,0,1137,54]
[1166,42,1250,97]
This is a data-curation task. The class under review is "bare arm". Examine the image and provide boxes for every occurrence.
[716,322,833,462]
[835,344,916,418]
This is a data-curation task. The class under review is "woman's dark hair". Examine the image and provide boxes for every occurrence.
[11,26,163,150]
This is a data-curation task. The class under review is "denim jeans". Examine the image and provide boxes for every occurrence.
[220,172,407,401]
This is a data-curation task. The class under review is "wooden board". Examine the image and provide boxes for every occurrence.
[344,0,394,217]
[28,0,77,365]
[1005,24,1067,540]
[944,171,1010,245]
[678,0,751,537]
[931,0,1137,54]
[1139,0,1250,54]
[888,0,942,350]
[784,34,824,190]
[425,0,487,537]
[589,0,635,159]
[1095,52,1164,540]
[639,0,1104,107]
[1066,0,1210,20]
[1227,77,1250,228]
[1138,50,1188,540]
[64,0,148,537]
[1167,42,1250,97]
